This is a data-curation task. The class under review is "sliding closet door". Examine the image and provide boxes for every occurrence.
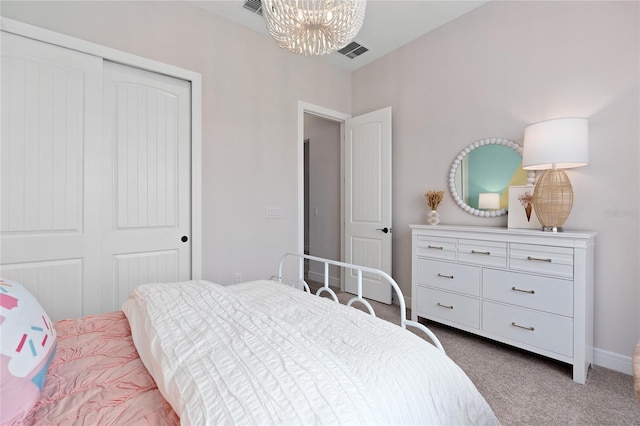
[1,33,193,319]
[0,33,104,319]
[102,61,191,311]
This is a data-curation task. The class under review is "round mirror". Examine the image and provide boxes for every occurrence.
[448,138,534,217]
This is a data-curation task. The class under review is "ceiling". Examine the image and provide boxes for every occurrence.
[186,1,488,71]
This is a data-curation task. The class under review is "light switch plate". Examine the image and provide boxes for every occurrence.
[266,206,283,218]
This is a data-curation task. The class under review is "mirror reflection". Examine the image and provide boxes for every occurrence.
[449,138,533,217]
[455,144,526,209]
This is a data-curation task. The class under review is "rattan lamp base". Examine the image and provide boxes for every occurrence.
[532,169,574,232]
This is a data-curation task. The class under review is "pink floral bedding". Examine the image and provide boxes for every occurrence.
[22,311,178,425]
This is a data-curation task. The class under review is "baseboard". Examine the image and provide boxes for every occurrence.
[593,347,633,375]
[307,270,341,288]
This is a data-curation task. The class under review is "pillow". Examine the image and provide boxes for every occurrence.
[0,278,57,425]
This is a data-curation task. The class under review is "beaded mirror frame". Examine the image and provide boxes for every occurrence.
[448,138,535,217]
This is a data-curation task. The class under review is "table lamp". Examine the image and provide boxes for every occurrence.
[522,117,589,232]
[478,193,500,210]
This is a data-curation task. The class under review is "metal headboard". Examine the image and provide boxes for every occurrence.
[276,253,445,353]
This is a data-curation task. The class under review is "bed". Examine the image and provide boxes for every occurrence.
[2,253,499,425]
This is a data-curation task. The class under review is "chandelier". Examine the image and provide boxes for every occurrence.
[262,0,367,56]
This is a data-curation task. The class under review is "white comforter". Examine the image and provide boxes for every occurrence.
[122,280,499,425]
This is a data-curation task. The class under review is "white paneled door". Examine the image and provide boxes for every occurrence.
[344,107,392,304]
[1,33,104,320]
[1,33,192,320]
[103,62,191,310]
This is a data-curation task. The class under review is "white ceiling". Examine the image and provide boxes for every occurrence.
[186,1,488,71]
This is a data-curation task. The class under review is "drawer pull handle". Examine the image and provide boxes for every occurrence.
[512,286,535,294]
[437,273,454,279]
[471,250,491,255]
[437,303,454,310]
[428,245,444,250]
[527,256,552,263]
[511,322,535,331]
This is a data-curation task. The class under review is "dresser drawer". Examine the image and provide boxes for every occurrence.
[417,258,480,296]
[411,224,595,383]
[510,243,574,278]
[459,239,507,268]
[416,287,480,329]
[415,236,457,261]
[483,301,573,357]
[483,269,573,316]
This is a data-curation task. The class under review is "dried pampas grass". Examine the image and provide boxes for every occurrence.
[424,190,445,211]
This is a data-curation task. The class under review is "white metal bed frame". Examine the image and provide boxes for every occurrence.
[276,253,445,353]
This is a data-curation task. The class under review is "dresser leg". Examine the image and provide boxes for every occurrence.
[573,362,589,384]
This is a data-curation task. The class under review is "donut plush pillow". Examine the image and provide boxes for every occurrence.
[0,278,57,425]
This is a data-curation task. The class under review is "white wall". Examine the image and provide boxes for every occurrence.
[0,1,352,283]
[304,114,341,283]
[352,1,640,369]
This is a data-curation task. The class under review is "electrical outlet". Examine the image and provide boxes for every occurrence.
[234,272,242,284]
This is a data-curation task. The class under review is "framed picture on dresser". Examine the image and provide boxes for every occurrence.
[507,185,542,229]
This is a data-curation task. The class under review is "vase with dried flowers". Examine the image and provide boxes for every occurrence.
[424,190,445,225]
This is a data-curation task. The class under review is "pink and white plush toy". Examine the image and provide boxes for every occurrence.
[1,279,57,426]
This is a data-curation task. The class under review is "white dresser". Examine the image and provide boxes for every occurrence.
[410,225,596,383]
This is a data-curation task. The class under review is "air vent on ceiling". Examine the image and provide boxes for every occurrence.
[337,41,368,59]
[243,0,263,16]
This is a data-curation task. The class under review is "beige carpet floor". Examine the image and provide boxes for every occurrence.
[309,283,640,425]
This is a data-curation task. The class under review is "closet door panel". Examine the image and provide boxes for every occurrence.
[0,33,103,319]
[115,250,179,304]
[103,61,191,312]
[1,39,85,233]
[0,260,83,320]
[114,84,179,229]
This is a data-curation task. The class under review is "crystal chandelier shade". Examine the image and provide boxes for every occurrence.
[262,0,367,56]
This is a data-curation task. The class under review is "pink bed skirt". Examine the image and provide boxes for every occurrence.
[22,311,178,425]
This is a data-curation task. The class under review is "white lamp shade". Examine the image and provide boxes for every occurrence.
[522,117,589,170]
[478,193,500,210]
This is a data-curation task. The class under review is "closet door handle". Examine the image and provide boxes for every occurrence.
[181,236,189,242]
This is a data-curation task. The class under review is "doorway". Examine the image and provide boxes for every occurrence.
[297,102,350,292]
[303,114,341,292]
[297,102,393,304]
